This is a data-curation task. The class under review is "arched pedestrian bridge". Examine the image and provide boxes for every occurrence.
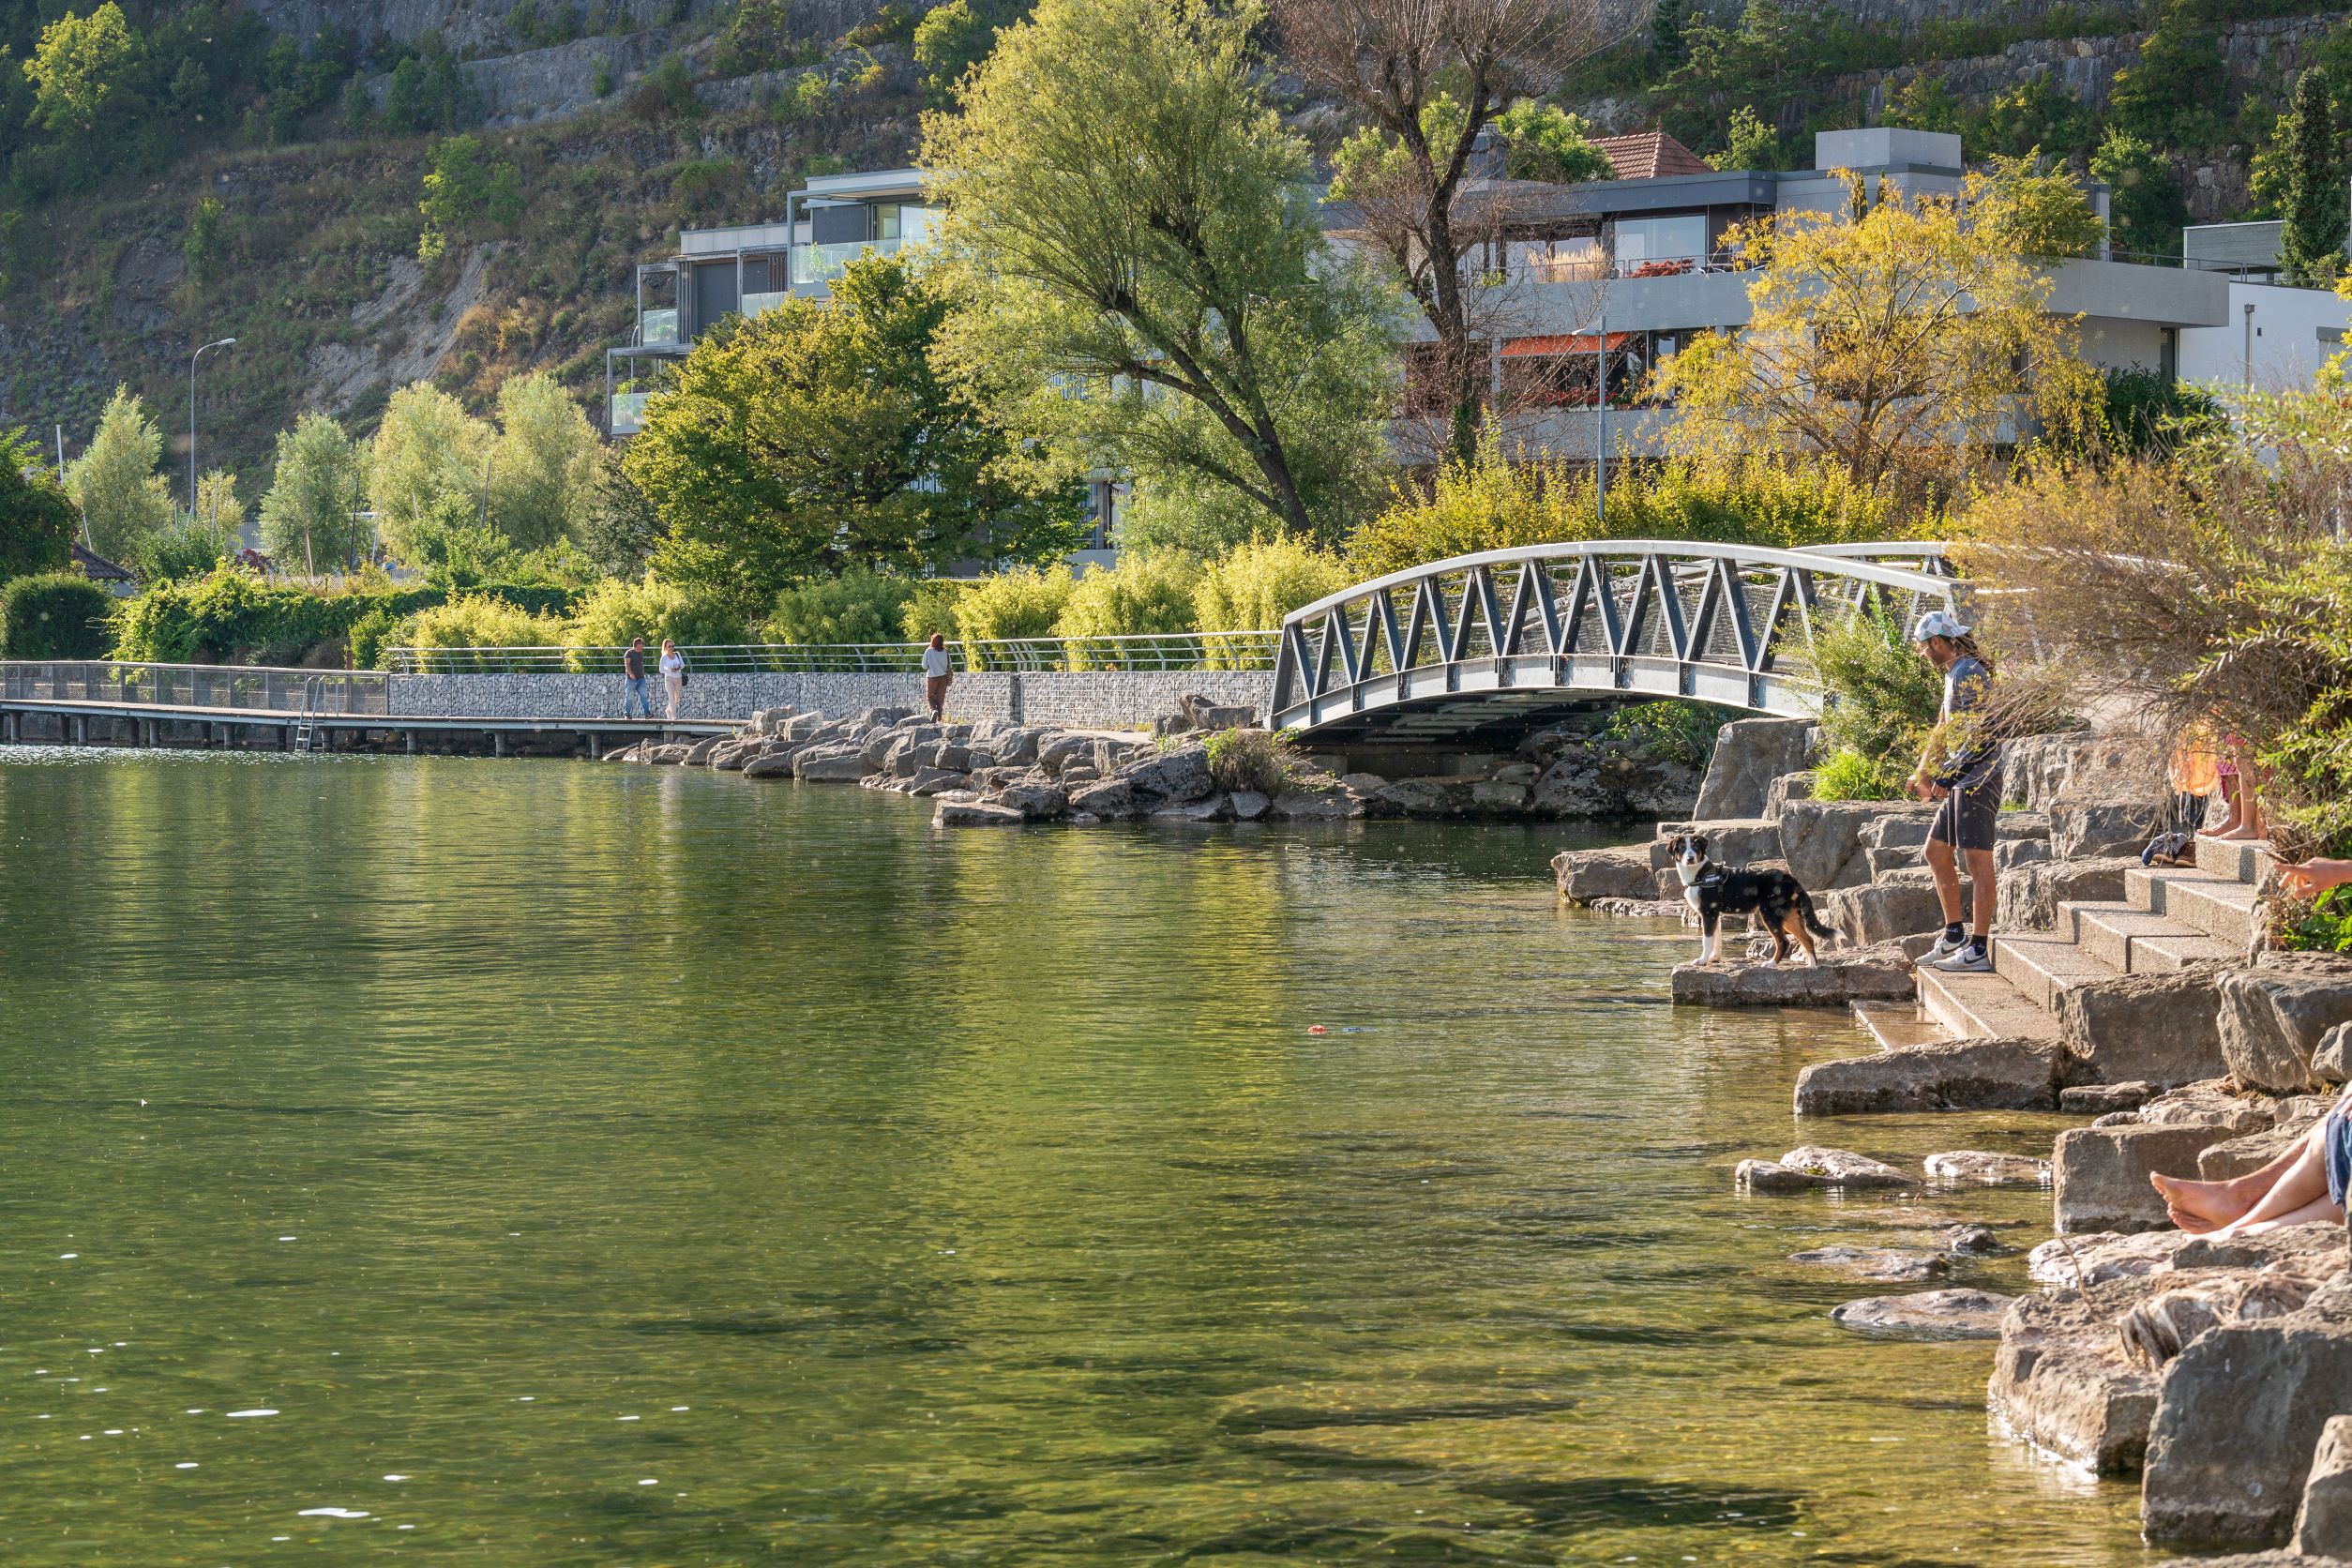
[1270,540,1963,745]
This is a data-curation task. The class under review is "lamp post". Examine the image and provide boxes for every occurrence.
[188,337,235,520]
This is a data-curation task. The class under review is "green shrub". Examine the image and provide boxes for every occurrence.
[110,565,588,666]
[0,572,115,658]
[402,596,573,671]
[1194,536,1349,629]
[1811,746,1902,801]
[1202,727,1301,794]
[1054,555,1199,670]
[2281,885,2352,954]
[1812,605,1944,796]
[348,605,403,671]
[1596,700,1730,771]
[126,518,236,584]
[954,564,1073,658]
[563,575,746,669]
[768,570,914,644]
[898,577,970,645]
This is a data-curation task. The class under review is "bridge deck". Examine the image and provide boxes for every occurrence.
[1,697,739,740]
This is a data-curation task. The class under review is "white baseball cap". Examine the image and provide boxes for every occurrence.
[1909,610,1970,643]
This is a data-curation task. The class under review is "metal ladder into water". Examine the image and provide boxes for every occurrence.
[290,676,324,754]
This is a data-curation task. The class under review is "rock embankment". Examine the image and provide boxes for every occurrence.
[607,699,1713,826]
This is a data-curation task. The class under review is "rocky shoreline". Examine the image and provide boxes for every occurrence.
[607,695,1711,825]
[1550,720,2352,1564]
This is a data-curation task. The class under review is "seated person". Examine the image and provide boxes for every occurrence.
[2151,1089,2352,1238]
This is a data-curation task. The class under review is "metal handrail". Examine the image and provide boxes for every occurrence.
[384,631,1283,676]
[0,661,393,716]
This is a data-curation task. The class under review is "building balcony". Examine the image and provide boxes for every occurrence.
[611,391,651,436]
[792,235,903,288]
[641,308,679,346]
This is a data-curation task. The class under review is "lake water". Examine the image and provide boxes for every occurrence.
[0,750,2155,1564]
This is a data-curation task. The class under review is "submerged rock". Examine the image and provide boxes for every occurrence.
[1793,1038,2057,1115]
[2062,1081,2156,1115]
[1831,1288,2013,1340]
[1737,1146,1918,1193]
[1789,1244,1951,1281]
[1923,1151,2054,1186]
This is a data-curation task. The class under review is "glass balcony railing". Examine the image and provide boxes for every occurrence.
[741,290,790,318]
[791,235,903,286]
[640,308,679,345]
[611,391,652,435]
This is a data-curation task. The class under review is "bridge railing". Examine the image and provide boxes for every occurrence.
[384,631,1282,675]
[1270,538,1961,727]
[0,661,393,716]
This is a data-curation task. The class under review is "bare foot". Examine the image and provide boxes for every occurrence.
[2216,824,2266,842]
[2149,1170,2254,1227]
[2166,1203,2223,1235]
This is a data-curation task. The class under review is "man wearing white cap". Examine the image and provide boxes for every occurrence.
[1907,610,2000,972]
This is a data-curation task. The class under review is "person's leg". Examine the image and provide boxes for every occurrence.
[666,675,682,718]
[1926,830,1963,926]
[2152,1127,2313,1229]
[2235,1194,2344,1236]
[2200,774,2241,837]
[1964,846,1998,939]
[2208,1123,2333,1237]
[2219,749,2268,840]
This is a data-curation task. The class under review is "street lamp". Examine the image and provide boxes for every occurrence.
[188,337,235,520]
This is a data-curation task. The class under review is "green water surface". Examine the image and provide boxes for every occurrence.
[0,750,2153,1564]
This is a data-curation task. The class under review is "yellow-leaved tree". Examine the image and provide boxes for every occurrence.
[1650,170,2095,492]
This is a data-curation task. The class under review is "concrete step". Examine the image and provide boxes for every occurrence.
[1850,998,1953,1050]
[1915,962,2063,1043]
[2126,867,2262,950]
[2194,836,2273,884]
[1991,930,2119,1013]
[2063,901,2242,974]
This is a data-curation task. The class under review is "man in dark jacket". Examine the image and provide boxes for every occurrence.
[622,638,652,719]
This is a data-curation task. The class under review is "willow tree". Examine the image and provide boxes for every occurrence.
[1650,172,2088,492]
[922,0,1399,550]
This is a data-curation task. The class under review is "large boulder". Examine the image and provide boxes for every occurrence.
[1066,778,1138,818]
[1773,800,1934,890]
[2316,1023,2352,1088]
[1036,732,1095,777]
[934,800,1025,827]
[2145,1318,2352,1545]
[2053,800,2169,860]
[1999,855,2140,932]
[1792,1037,2057,1115]
[1647,818,1783,871]
[1691,716,1817,820]
[1123,743,1215,804]
[1670,942,1915,1009]
[1815,872,1948,948]
[2296,1415,2352,1560]
[1987,1278,2167,1473]
[793,747,873,782]
[2222,956,2352,1095]
[1153,692,1258,737]
[2058,972,2228,1090]
[2142,1081,2278,1134]
[1270,788,1364,821]
[1550,845,1660,904]
[1735,1145,1918,1192]
[2053,1123,2239,1233]
[2202,1121,2320,1183]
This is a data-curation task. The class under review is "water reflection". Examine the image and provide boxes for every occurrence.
[0,752,2149,1563]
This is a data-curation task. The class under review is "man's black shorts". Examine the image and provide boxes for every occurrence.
[1928,776,1999,852]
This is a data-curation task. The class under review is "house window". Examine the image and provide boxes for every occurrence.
[2161,326,2179,384]
[1613,213,1708,275]
[1516,235,1605,283]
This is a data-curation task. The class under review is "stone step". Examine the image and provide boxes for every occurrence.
[1849,998,1953,1050]
[1915,962,2063,1043]
[1991,930,2119,1013]
[2063,901,2242,975]
[2193,835,2273,884]
[2126,867,2262,950]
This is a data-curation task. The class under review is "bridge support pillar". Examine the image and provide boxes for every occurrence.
[492,731,506,758]
[405,731,417,756]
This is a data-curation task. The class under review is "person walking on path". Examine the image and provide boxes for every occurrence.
[1907,611,2002,974]
[922,633,953,723]
[659,638,686,721]
[622,638,653,720]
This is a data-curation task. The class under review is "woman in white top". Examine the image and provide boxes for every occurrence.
[921,633,952,722]
[658,639,686,719]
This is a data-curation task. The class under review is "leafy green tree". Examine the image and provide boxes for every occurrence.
[0,428,80,583]
[369,382,491,568]
[1651,0,1690,67]
[1707,105,1781,172]
[927,0,1401,544]
[768,569,916,644]
[25,3,140,140]
[2280,69,2348,287]
[1980,149,2103,260]
[183,195,227,285]
[627,253,1083,608]
[1881,75,1960,136]
[384,56,433,132]
[261,413,370,573]
[128,512,236,583]
[2109,0,2230,152]
[64,384,173,562]
[1493,98,1611,183]
[577,445,661,577]
[2090,126,2188,261]
[418,133,523,261]
[913,0,994,99]
[487,372,596,551]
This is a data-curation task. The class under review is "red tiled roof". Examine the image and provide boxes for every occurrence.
[1592,131,1713,181]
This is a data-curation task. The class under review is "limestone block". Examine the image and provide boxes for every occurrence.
[1815,872,1947,948]
[1066,778,1138,818]
[2222,957,2352,1095]
[2142,1082,2276,1134]
[997,782,1068,819]
[792,748,872,782]
[2294,1416,2352,1559]
[2317,1023,2352,1088]
[2202,1123,2316,1183]
[741,749,802,779]
[1691,716,1817,819]
[2062,1081,2156,1115]
[1792,1037,2057,1115]
[1124,744,1215,804]
[2058,972,2228,1090]
[1831,1288,2013,1341]
[934,800,1025,827]
[2053,1123,2238,1233]
[1988,1279,2165,1474]
[1736,1145,1917,1192]
[1647,818,1783,870]
[1671,943,1915,1010]
[1229,790,1269,822]
[1922,1150,2053,1185]
[1270,788,1364,821]
[1787,1244,1950,1281]
[2145,1319,2352,1545]
[1999,855,2139,932]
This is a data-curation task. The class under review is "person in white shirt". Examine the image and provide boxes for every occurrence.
[658,639,686,720]
[921,633,952,721]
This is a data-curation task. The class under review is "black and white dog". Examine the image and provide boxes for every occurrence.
[1666,833,1840,967]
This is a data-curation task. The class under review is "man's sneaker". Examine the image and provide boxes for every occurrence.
[1933,942,1994,973]
[1926,930,1969,960]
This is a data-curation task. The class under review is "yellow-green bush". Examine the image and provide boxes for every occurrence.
[1195,537,1349,629]
[1345,441,1914,580]
[402,597,575,671]
[767,570,913,645]
[953,565,1074,661]
[563,575,747,669]
[898,577,972,645]
[1054,555,1200,670]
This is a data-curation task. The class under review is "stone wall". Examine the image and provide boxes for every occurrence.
[385,670,1276,730]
